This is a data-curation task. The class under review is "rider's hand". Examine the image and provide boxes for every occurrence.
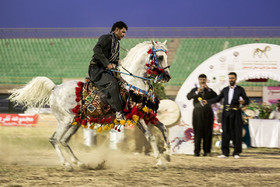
[107,64,114,69]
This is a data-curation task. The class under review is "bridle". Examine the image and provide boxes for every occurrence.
[146,46,170,82]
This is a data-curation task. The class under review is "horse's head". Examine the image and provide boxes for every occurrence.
[146,40,171,83]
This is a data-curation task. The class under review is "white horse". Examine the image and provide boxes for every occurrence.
[9,40,171,171]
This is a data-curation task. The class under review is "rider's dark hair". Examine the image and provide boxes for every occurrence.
[228,72,237,78]
[198,74,207,79]
[111,21,128,32]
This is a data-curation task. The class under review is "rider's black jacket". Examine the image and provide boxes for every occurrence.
[91,34,119,68]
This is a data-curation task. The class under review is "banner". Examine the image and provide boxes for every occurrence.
[169,120,194,154]
[0,114,38,127]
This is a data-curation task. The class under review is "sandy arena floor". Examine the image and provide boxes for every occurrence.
[1,117,280,187]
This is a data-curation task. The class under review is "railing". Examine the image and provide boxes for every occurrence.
[1,27,280,38]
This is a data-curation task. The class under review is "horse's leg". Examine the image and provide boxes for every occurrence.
[59,124,87,169]
[48,80,81,171]
[49,124,73,171]
[136,119,165,169]
[154,121,171,162]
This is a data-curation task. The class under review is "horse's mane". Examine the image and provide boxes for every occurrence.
[121,41,167,68]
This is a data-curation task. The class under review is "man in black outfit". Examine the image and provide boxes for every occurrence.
[88,21,127,120]
[187,74,217,156]
[203,72,250,158]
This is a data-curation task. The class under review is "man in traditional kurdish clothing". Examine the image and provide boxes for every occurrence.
[187,74,217,156]
[203,72,250,158]
[88,21,127,121]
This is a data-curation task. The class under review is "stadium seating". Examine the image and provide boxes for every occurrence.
[1,38,95,84]
[0,38,169,84]
[1,38,279,86]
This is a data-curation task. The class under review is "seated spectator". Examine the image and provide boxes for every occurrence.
[241,105,253,148]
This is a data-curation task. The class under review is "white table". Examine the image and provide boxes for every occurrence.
[249,119,280,148]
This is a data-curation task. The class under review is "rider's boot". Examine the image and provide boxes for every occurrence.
[116,111,125,121]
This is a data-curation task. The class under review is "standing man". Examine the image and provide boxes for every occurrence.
[203,72,250,158]
[88,21,127,121]
[187,74,217,156]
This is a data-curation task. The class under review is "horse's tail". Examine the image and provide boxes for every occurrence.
[9,77,56,108]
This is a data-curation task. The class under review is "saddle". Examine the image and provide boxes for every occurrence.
[72,78,160,132]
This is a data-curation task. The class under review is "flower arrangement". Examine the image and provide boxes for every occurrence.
[248,100,276,119]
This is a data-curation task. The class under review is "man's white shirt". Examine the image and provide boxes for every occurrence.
[228,85,236,104]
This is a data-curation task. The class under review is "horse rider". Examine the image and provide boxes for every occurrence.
[88,21,128,121]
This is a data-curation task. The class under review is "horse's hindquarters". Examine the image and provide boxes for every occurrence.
[50,81,78,121]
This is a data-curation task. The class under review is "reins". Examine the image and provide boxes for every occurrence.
[108,43,170,101]
[109,69,153,81]
[109,68,156,102]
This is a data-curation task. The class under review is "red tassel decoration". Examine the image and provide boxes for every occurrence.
[89,117,99,123]
[158,68,164,73]
[151,117,159,125]
[147,48,152,54]
[72,104,81,114]
[75,104,81,110]
[93,118,99,123]
[72,108,78,114]
[100,118,105,124]
[105,116,112,123]
[123,106,129,113]
[77,81,84,87]
[144,119,149,124]
[82,119,87,125]
[75,87,82,93]
[75,117,82,124]
[131,106,137,115]
[126,113,132,119]
[137,111,144,119]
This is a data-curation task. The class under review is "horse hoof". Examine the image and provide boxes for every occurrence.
[156,163,167,171]
[164,154,171,162]
[94,160,106,170]
[156,160,166,170]
[64,164,73,172]
[78,163,88,169]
